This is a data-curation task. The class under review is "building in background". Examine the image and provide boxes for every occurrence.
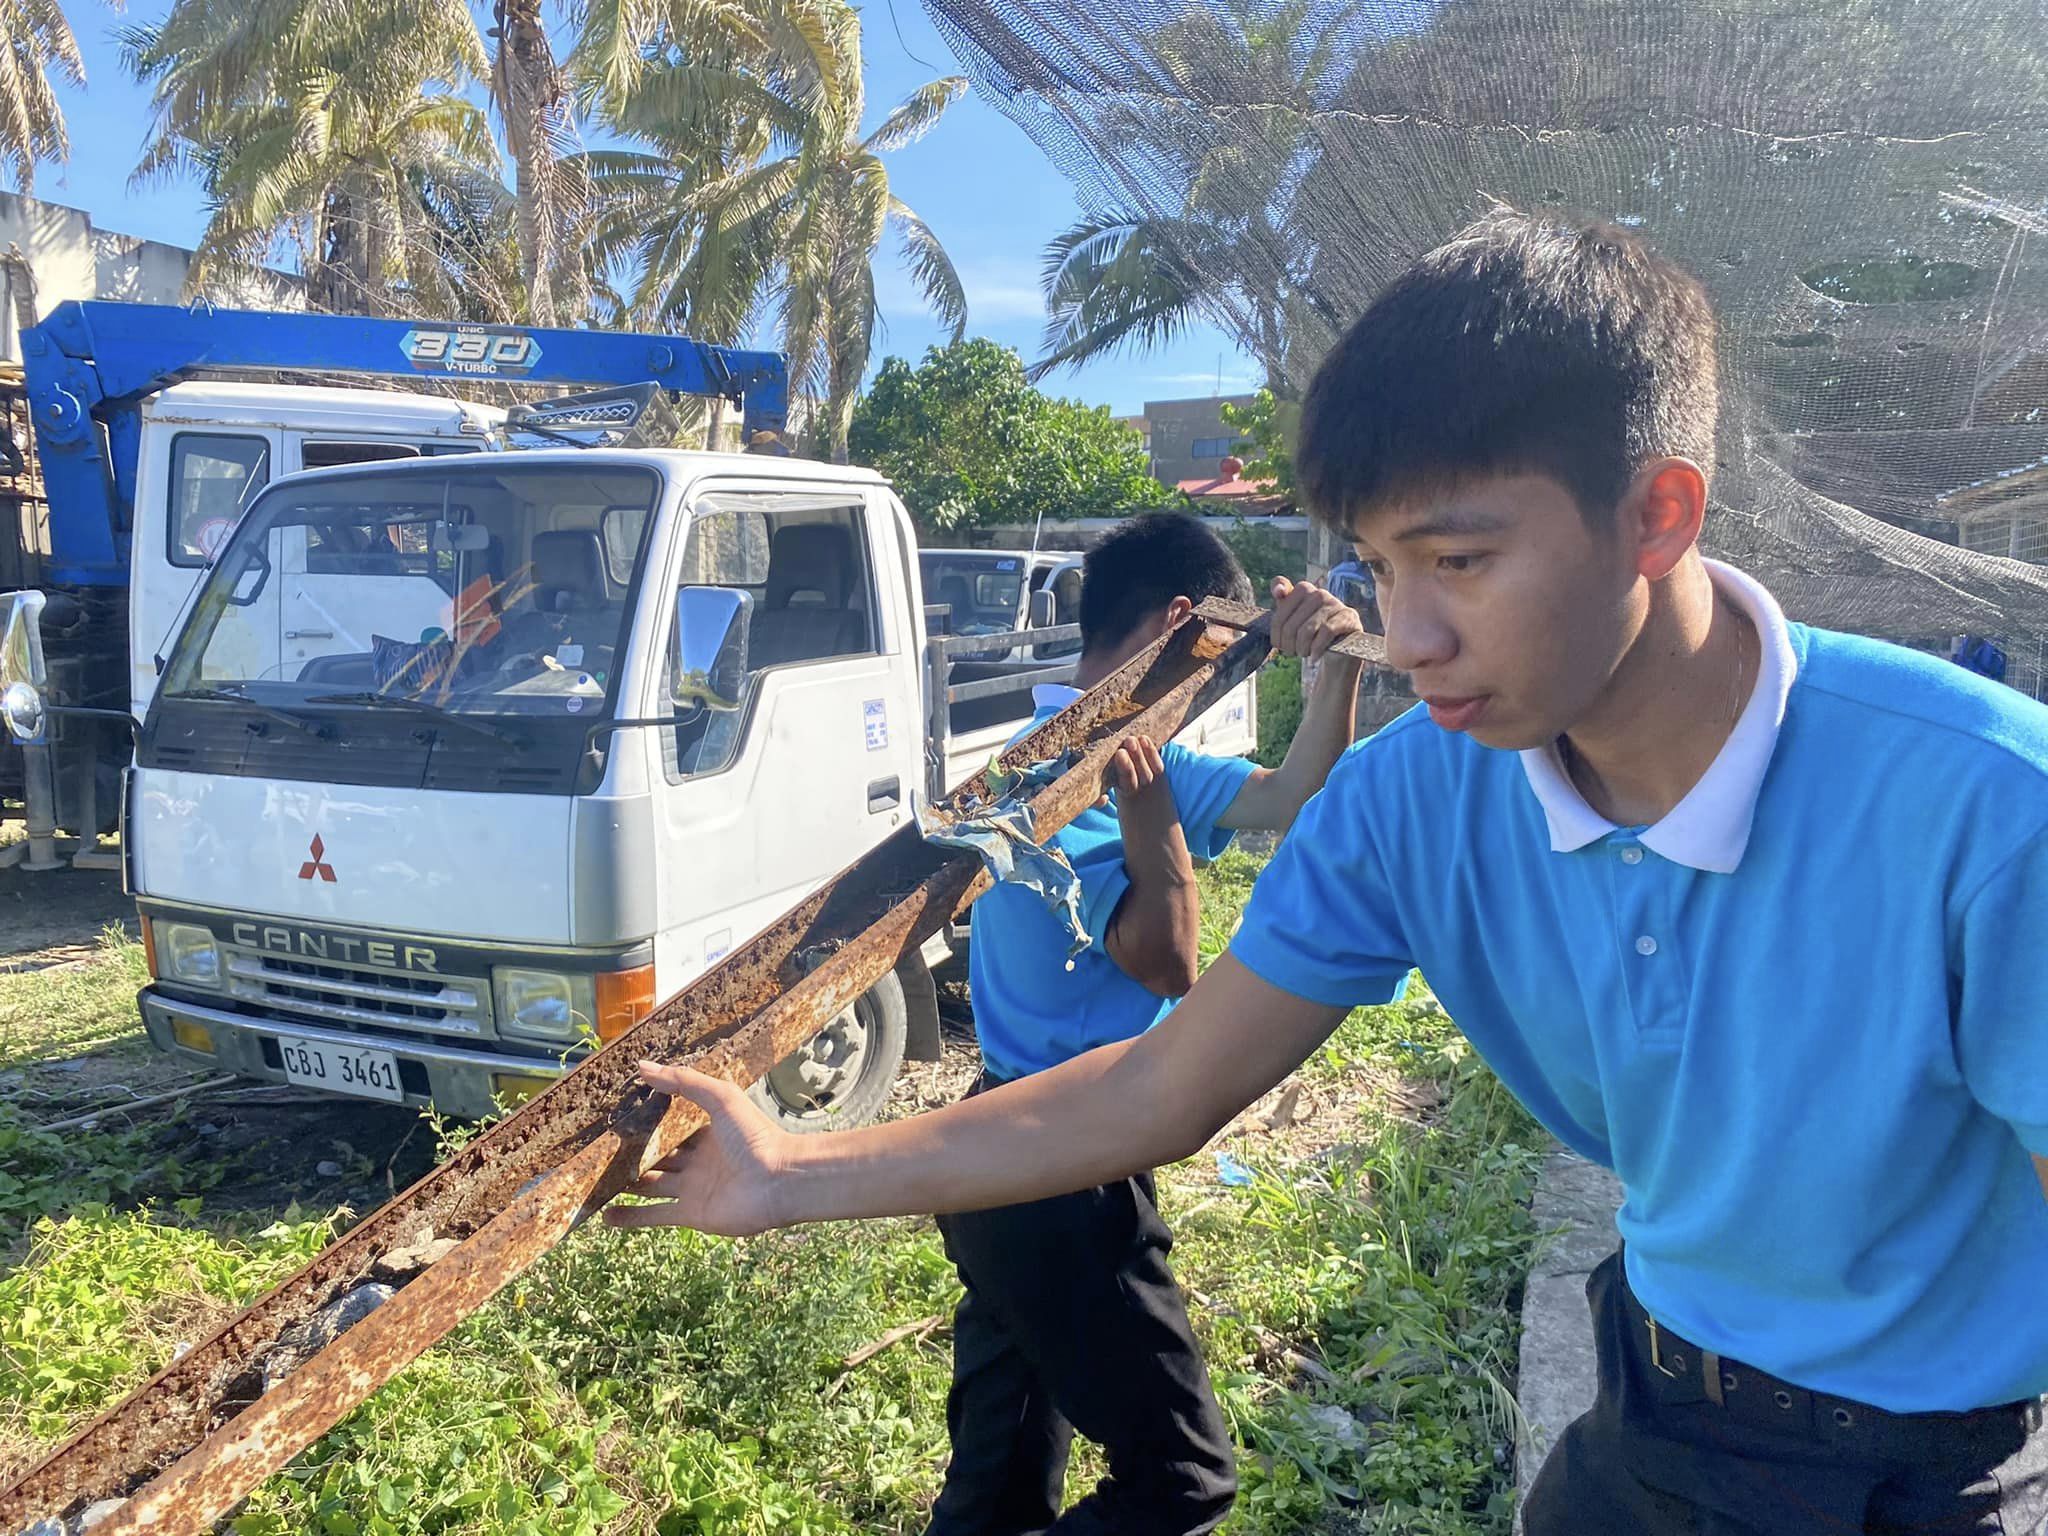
[1942,463,2048,567]
[1174,461,1286,515]
[0,190,303,361]
[1136,393,1255,487]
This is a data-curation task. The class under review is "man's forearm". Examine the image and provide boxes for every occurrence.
[1289,654,1363,796]
[1227,655,1362,831]
[768,1036,1161,1224]
[766,955,1348,1224]
[1115,816,1202,994]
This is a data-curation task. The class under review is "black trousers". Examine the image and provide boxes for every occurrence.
[1524,1251,2048,1535]
[925,1165,1237,1536]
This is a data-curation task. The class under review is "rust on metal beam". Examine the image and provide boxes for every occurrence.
[4,605,1306,1536]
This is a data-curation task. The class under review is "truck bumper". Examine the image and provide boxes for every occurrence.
[139,989,572,1120]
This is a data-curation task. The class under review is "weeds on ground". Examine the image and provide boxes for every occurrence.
[1253,657,1304,769]
[0,852,1544,1534]
[0,934,228,1245]
[0,929,148,1068]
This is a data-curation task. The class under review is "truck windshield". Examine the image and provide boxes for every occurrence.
[919,552,1026,635]
[160,460,661,719]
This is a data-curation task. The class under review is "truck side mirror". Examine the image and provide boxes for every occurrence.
[671,586,753,711]
[1027,588,1057,629]
[0,590,50,744]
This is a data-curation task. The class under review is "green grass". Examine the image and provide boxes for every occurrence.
[0,855,1545,1534]
[0,928,150,1069]
[0,933,239,1246]
[1254,656,1304,769]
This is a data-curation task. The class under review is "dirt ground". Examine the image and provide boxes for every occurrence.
[0,865,137,970]
[3,874,1372,1239]
[1,864,441,1220]
[0,875,991,1228]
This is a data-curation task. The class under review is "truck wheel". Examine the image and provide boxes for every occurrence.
[747,971,907,1134]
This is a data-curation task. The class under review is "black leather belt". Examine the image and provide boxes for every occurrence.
[1617,1277,2048,1461]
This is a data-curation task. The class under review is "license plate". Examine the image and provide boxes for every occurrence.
[274,1034,405,1103]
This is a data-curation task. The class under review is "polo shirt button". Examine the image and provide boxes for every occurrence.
[1621,846,1644,865]
[1635,935,1659,956]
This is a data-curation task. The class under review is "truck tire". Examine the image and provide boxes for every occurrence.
[746,971,908,1134]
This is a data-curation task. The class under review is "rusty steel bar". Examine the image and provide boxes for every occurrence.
[4,603,1295,1536]
[1193,596,1386,668]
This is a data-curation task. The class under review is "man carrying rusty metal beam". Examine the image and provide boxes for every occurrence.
[919,513,1364,1536]
[613,212,2048,1534]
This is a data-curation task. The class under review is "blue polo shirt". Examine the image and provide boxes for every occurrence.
[1232,563,2048,1413]
[971,686,1259,1082]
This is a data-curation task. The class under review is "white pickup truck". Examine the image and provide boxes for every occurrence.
[919,547,1082,661]
[4,450,1255,1131]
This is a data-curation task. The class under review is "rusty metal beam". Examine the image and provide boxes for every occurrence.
[3,602,1321,1536]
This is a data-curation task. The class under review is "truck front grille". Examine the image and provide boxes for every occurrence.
[222,950,490,1037]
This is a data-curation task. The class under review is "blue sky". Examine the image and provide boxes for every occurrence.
[38,0,1258,417]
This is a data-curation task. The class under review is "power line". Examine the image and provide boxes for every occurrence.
[886,0,940,73]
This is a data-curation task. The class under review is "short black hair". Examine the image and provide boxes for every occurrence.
[1297,209,1719,532]
[1080,512,1252,654]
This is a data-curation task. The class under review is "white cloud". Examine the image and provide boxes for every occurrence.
[1150,370,1260,390]
[874,256,1046,326]
[963,280,1047,322]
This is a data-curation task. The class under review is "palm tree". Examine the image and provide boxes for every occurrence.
[575,35,780,446]
[0,0,83,192]
[583,0,968,460]
[123,0,504,314]
[490,0,586,324]
[1030,0,1352,393]
[1033,213,1221,382]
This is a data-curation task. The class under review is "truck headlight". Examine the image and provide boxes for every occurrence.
[493,969,595,1045]
[156,922,222,989]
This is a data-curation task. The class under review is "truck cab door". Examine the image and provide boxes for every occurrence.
[640,480,924,990]
[131,427,280,713]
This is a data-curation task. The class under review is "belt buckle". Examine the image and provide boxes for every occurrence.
[1646,1317,1682,1379]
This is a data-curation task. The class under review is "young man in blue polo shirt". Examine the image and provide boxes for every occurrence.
[927,512,1366,1536]
[614,213,2048,1532]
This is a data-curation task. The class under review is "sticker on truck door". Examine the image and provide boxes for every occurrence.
[864,699,889,751]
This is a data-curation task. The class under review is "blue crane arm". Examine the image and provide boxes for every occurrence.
[17,301,791,585]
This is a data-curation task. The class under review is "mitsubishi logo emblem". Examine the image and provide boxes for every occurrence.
[298,834,337,883]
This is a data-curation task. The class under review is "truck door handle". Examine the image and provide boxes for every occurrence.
[286,629,334,640]
[867,776,901,813]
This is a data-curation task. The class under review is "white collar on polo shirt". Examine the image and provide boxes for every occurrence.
[1033,682,1084,710]
[1518,560,1799,874]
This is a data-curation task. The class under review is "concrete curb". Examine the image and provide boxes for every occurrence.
[1513,1150,1623,1532]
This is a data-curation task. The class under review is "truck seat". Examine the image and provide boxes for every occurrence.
[494,531,618,658]
[748,525,867,668]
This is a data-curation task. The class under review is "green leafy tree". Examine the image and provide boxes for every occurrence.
[849,337,1170,532]
[1216,388,1298,501]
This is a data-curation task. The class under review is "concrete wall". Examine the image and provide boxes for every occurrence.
[933,514,1309,560]
[0,190,303,361]
[0,193,96,353]
[90,229,304,312]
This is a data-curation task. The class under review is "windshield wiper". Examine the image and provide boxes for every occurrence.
[303,692,528,749]
[171,684,333,739]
